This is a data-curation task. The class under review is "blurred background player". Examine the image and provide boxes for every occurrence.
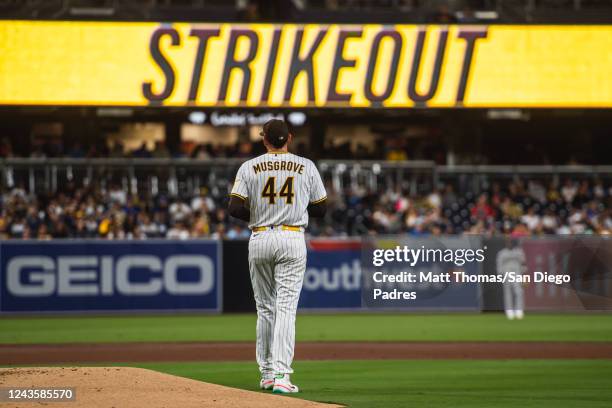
[496,238,527,320]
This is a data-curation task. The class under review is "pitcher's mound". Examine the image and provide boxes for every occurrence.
[0,367,342,408]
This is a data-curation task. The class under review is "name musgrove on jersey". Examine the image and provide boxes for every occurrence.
[253,160,305,175]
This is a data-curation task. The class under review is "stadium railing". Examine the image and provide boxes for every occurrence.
[1,158,611,197]
[0,158,243,198]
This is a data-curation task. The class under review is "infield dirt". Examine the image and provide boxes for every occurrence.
[1,341,611,364]
[0,367,342,408]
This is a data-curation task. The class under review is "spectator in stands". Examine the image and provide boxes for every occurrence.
[191,144,212,159]
[541,208,559,234]
[167,221,190,240]
[31,144,46,158]
[490,182,503,207]
[0,138,13,158]
[152,141,171,158]
[227,224,250,239]
[511,222,530,237]
[573,180,592,208]
[593,179,606,199]
[441,184,457,208]
[36,223,52,240]
[427,188,442,209]
[109,141,125,158]
[528,180,546,204]
[385,138,408,161]
[373,204,399,232]
[211,223,226,239]
[500,196,522,219]
[109,184,127,205]
[132,142,151,158]
[191,211,211,237]
[404,206,423,232]
[191,187,215,214]
[547,181,561,202]
[212,208,229,228]
[471,193,494,221]
[521,207,541,232]
[561,179,577,203]
[169,199,192,224]
[568,208,587,234]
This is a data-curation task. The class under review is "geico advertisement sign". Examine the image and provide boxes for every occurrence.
[1,22,611,107]
[6,255,214,297]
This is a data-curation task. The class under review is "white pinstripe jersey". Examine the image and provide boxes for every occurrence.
[230,152,326,229]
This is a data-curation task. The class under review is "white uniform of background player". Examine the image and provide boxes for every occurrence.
[496,239,527,320]
[229,119,326,394]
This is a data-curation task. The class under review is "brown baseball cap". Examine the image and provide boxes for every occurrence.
[260,119,289,149]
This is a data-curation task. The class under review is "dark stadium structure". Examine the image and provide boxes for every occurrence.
[2,0,612,23]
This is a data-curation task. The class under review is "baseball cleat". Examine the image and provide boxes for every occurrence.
[260,378,274,390]
[273,374,299,394]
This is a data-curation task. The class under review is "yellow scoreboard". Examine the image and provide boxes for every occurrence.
[1,21,610,107]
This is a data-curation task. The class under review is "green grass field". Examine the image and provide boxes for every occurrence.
[1,313,612,344]
[134,360,612,408]
[3,313,611,407]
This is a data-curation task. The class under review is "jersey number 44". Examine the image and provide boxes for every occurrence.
[261,176,295,204]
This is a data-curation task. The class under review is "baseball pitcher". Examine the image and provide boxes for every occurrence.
[228,119,327,393]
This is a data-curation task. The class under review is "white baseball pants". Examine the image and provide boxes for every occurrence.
[248,229,307,376]
[503,281,524,316]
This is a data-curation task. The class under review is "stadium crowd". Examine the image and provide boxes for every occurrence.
[0,176,610,240]
[317,178,612,237]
